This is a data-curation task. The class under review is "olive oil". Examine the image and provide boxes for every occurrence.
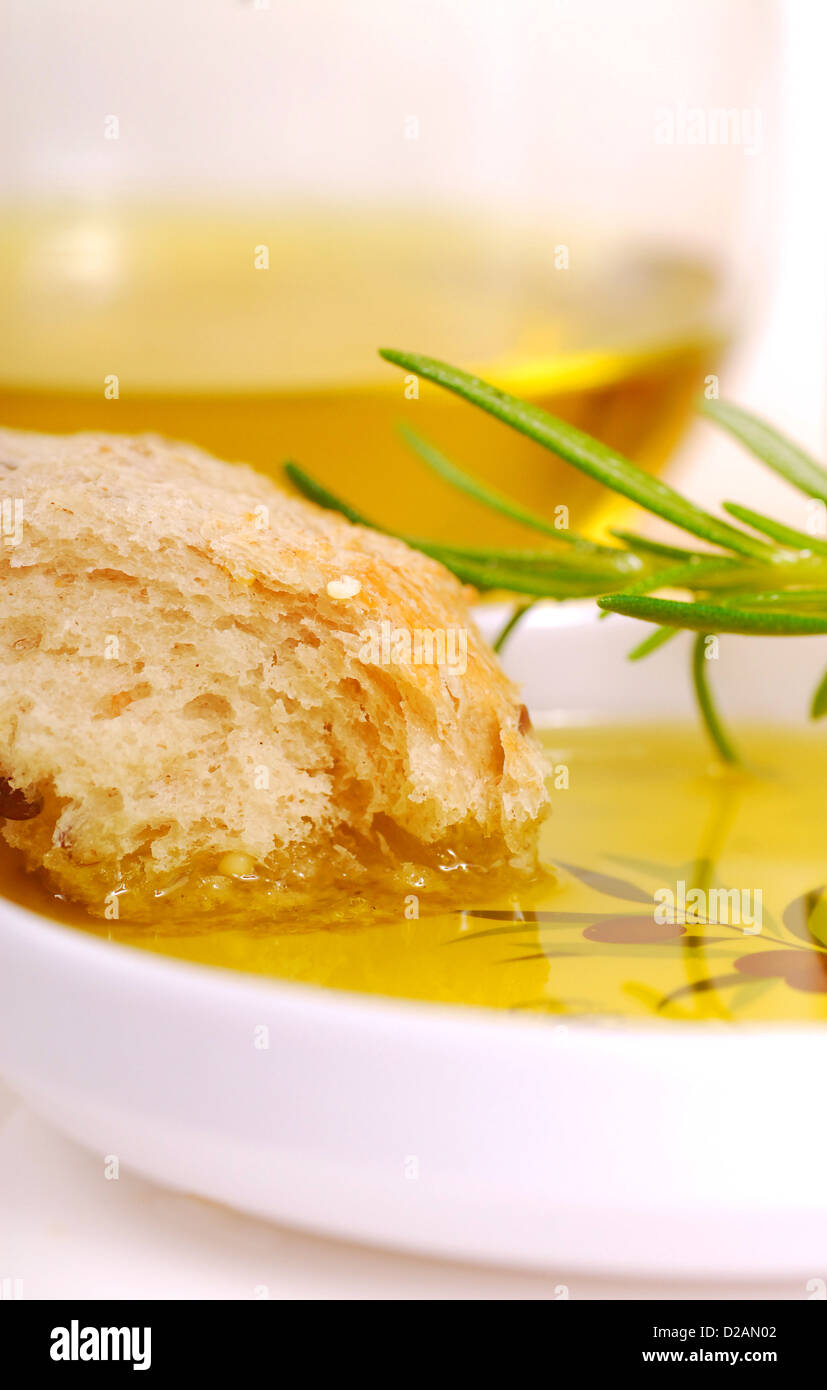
[4,724,827,1024]
[0,205,724,545]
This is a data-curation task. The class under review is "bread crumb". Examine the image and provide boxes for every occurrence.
[326,576,361,600]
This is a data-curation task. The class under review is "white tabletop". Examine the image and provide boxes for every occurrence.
[0,1078,806,1302]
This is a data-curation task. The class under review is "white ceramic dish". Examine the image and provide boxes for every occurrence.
[1,606,827,1276]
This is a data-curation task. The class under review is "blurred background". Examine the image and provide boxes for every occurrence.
[1,0,803,549]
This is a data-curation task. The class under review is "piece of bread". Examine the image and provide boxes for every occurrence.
[0,428,548,922]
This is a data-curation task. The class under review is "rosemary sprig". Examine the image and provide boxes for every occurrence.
[379,349,772,559]
[398,423,619,557]
[282,350,827,763]
[284,460,643,596]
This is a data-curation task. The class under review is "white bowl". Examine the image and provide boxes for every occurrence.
[1,606,827,1276]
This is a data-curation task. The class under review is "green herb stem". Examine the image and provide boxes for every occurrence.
[723,501,827,556]
[380,349,772,559]
[597,593,827,636]
[492,603,535,654]
[692,633,739,764]
[627,625,681,661]
[702,399,827,503]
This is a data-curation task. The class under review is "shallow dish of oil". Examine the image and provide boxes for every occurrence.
[7,724,825,1025]
[2,609,827,1275]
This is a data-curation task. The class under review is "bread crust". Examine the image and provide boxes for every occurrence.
[0,429,548,917]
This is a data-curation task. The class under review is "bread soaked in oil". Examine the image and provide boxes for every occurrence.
[0,427,547,918]
[5,724,827,1026]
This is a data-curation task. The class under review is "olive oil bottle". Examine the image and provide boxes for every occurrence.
[0,205,725,544]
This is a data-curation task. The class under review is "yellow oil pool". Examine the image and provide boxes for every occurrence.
[3,724,827,1023]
